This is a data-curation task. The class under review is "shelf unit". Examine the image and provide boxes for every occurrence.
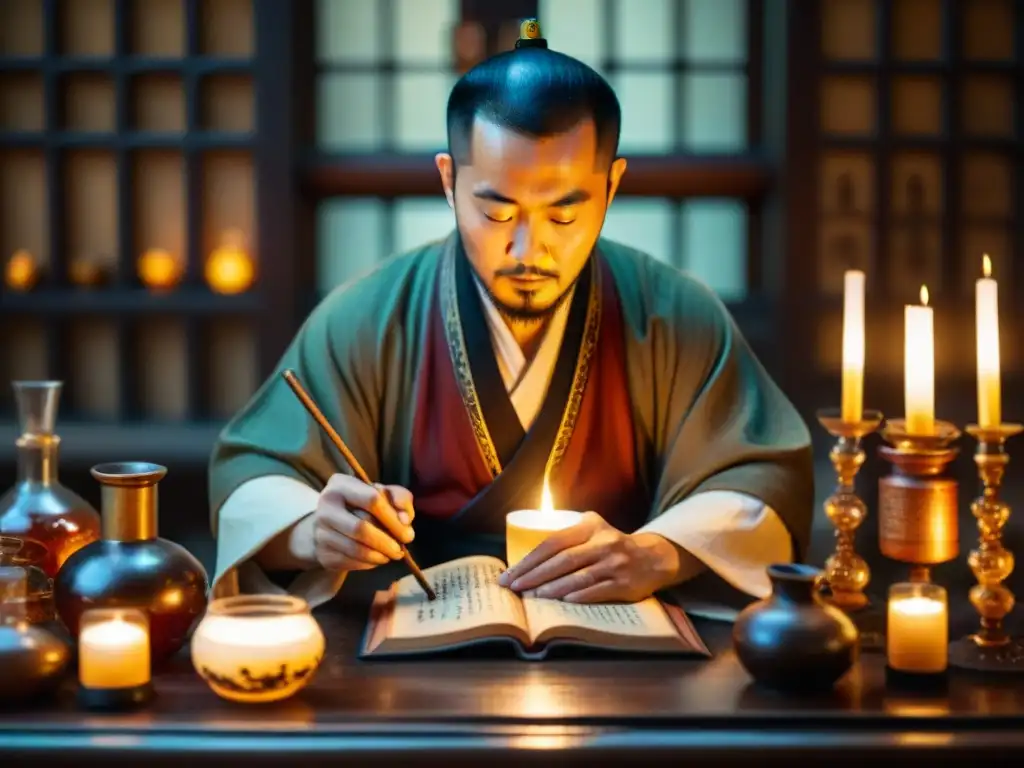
[0,0,298,461]
[782,0,1023,423]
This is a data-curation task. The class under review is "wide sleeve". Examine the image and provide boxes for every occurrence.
[644,270,815,561]
[207,283,384,600]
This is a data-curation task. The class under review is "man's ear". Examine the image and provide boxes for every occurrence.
[605,157,628,207]
[435,152,455,208]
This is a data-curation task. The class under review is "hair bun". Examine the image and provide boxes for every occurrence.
[515,18,548,49]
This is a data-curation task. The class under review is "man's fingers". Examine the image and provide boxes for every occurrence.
[319,506,404,560]
[324,474,414,544]
[561,580,621,604]
[382,485,416,526]
[314,525,388,569]
[507,542,603,592]
[499,517,596,586]
[527,563,611,600]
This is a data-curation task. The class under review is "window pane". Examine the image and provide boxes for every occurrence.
[316,0,380,63]
[681,0,746,64]
[893,0,943,61]
[963,0,1015,61]
[601,199,676,266]
[316,198,386,296]
[681,199,747,300]
[394,72,454,151]
[820,76,876,135]
[538,0,604,69]
[393,0,457,66]
[962,153,1012,218]
[820,152,875,215]
[890,76,943,135]
[962,76,1015,137]
[316,73,383,151]
[612,0,674,64]
[393,199,455,254]
[612,72,674,152]
[822,0,876,61]
[681,73,746,151]
[890,152,943,217]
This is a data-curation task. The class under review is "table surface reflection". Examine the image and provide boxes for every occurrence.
[4,594,1024,765]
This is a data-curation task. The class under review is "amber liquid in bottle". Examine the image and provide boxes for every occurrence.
[0,382,100,578]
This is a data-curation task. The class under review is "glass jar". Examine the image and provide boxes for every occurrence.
[191,595,326,703]
[0,382,100,578]
[0,535,53,624]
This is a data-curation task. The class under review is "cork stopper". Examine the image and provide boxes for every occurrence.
[515,18,548,49]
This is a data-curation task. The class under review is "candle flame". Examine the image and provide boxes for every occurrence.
[540,477,554,514]
[983,254,992,278]
[919,285,929,306]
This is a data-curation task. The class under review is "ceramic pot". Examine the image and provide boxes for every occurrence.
[0,566,72,705]
[54,462,208,664]
[733,563,859,692]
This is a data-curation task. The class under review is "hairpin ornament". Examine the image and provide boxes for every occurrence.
[515,18,548,49]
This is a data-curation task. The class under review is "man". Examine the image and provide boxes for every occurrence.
[209,24,813,611]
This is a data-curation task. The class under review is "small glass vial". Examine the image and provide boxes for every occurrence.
[886,582,949,688]
[77,607,154,710]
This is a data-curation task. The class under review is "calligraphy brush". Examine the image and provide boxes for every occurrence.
[281,368,437,601]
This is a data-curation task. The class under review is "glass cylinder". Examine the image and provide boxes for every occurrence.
[887,582,948,674]
[191,595,325,703]
[77,607,153,709]
[0,381,101,578]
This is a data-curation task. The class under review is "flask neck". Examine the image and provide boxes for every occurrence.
[102,484,158,542]
[15,435,59,487]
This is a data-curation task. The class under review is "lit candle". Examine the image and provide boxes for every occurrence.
[190,595,326,703]
[841,270,865,423]
[887,582,948,674]
[78,611,151,690]
[505,478,583,567]
[976,255,1001,428]
[904,285,935,435]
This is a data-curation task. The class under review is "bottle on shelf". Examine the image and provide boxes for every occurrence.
[0,381,101,579]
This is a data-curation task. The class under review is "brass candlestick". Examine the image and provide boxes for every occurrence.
[878,419,960,584]
[949,423,1024,672]
[816,408,884,611]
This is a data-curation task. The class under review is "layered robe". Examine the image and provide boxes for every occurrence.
[209,233,814,609]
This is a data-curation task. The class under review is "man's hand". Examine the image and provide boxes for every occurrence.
[307,474,416,572]
[496,511,682,603]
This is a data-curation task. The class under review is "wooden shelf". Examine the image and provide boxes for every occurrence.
[0,55,251,75]
[0,420,224,464]
[0,131,254,148]
[0,287,261,316]
[302,153,774,199]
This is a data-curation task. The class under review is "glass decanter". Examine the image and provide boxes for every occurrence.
[0,382,101,578]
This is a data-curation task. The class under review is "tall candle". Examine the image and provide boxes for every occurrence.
[976,255,1001,428]
[887,583,948,674]
[904,285,935,435]
[79,612,151,689]
[841,270,865,423]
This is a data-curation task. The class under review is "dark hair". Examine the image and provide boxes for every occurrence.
[446,47,621,169]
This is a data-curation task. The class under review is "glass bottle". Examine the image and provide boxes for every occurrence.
[0,381,101,578]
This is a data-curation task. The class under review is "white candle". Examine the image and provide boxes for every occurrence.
[887,583,948,673]
[505,479,582,567]
[904,285,935,435]
[190,595,326,704]
[79,616,150,689]
[841,270,865,423]
[976,255,1001,428]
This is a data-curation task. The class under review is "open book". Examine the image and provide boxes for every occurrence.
[360,555,711,660]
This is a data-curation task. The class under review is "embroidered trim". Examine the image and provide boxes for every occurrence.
[440,246,503,477]
[545,258,601,478]
[441,246,602,482]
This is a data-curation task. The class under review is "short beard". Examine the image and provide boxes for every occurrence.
[487,282,574,327]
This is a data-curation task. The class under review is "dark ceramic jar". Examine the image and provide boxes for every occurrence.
[54,463,209,664]
[733,563,859,692]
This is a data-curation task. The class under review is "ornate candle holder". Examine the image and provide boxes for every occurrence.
[878,420,961,584]
[816,408,884,612]
[949,423,1024,672]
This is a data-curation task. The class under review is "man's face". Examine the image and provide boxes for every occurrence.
[436,118,626,322]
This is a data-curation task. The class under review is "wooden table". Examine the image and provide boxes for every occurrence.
[4,593,1024,766]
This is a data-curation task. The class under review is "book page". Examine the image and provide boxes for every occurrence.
[390,556,527,640]
[523,596,678,643]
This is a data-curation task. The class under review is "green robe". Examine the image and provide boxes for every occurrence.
[209,233,813,572]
